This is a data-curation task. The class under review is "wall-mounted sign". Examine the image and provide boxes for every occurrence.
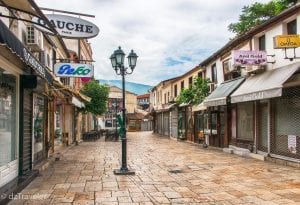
[32,14,99,39]
[233,50,267,66]
[274,35,300,49]
[54,63,94,77]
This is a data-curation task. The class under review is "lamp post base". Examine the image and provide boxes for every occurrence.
[113,168,135,175]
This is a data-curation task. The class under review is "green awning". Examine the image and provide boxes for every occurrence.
[204,77,245,107]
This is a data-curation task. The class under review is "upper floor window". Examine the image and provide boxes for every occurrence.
[198,72,202,79]
[188,77,193,87]
[167,92,170,102]
[211,63,217,83]
[164,93,167,104]
[174,84,178,97]
[181,81,184,90]
[287,19,297,34]
[259,35,266,51]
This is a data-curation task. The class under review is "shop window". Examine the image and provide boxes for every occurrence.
[204,113,209,135]
[237,102,254,141]
[259,35,266,51]
[195,113,204,139]
[211,113,218,135]
[0,68,17,167]
[211,63,217,83]
[33,94,45,161]
[287,19,297,35]
[174,84,177,97]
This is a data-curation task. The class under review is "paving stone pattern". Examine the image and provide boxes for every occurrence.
[8,132,300,205]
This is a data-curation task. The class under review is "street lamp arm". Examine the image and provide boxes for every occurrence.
[125,67,134,75]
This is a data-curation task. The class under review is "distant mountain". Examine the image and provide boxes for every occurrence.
[98,79,153,95]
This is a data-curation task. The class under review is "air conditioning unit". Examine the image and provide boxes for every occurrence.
[209,83,215,93]
[245,65,266,74]
[26,25,41,51]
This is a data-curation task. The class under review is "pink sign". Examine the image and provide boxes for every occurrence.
[233,50,267,66]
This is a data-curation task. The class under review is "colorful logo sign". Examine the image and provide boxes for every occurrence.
[54,63,94,78]
[274,35,300,49]
[233,50,267,66]
[32,14,99,39]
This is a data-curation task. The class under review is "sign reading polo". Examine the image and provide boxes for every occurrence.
[54,63,94,78]
[32,14,99,39]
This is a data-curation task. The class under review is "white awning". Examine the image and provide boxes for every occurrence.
[72,97,85,108]
[192,102,207,112]
[231,63,300,103]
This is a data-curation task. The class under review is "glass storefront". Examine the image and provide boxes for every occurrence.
[33,94,45,161]
[0,68,17,167]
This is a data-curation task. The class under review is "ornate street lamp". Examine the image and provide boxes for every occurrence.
[110,46,138,175]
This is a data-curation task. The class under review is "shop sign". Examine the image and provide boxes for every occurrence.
[233,50,267,66]
[288,135,297,154]
[22,48,46,79]
[274,35,300,48]
[32,14,99,39]
[54,63,94,77]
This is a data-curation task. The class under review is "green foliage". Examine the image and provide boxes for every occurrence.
[80,80,109,115]
[176,77,210,105]
[228,0,295,35]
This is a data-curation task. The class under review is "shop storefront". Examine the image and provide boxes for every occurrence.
[0,67,18,188]
[203,77,244,148]
[231,63,300,161]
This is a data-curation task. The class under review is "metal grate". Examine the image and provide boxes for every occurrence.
[257,102,268,152]
[271,87,300,160]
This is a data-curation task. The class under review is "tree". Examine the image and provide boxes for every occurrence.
[228,0,296,35]
[80,80,109,116]
[176,77,210,105]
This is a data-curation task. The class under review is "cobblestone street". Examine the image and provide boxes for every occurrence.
[8,132,300,205]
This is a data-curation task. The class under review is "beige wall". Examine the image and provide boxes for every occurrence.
[109,86,137,113]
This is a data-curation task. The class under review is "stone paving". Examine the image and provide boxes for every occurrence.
[8,131,300,205]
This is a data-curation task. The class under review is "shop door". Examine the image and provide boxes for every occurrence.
[163,113,169,136]
[258,103,268,152]
[210,111,224,147]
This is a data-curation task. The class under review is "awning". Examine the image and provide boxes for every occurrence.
[0,20,53,84]
[71,97,85,108]
[192,102,207,112]
[203,77,245,107]
[231,63,300,103]
[0,0,40,17]
[156,103,176,113]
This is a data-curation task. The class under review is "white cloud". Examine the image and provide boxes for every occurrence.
[36,0,270,85]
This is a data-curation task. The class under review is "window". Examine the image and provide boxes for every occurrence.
[211,64,217,83]
[259,35,266,51]
[198,72,202,79]
[181,81,184,90]
[237,102,254,141]
[223,59,231,74]
[167,92,170,102]
[287,19,297,34]
[174,84,177,97]
[188,77,193,87]
[164,93,166,104]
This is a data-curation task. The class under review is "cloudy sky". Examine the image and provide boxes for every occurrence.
[36,0,268,86]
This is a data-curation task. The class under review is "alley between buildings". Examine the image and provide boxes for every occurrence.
[6,131,300,205]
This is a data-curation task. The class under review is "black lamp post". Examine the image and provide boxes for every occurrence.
[110,46,138,175]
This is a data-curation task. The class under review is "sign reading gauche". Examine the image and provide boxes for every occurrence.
[233,50,267,66]
[54,63,94,78]
[274,35,300,49]
[32,14,99,39]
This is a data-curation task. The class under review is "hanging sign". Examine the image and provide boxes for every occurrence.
[32,14,99,39]
[54,63,94,77]
[233,50,267,66]
[274,35,300,48]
